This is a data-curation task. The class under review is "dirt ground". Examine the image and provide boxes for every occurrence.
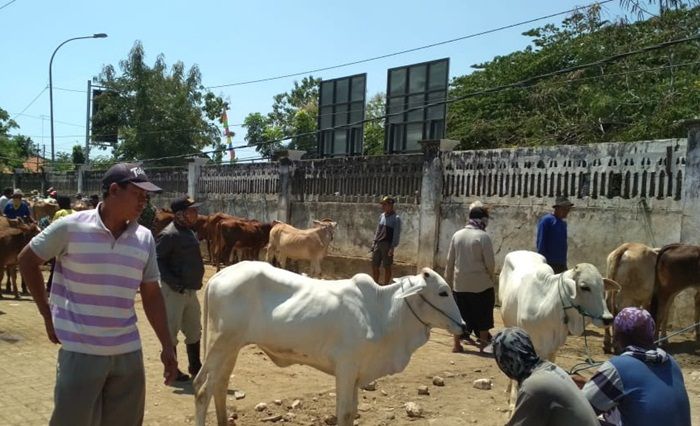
[0,262,699,426]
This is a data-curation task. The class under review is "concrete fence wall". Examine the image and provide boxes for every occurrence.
[9,122,700,330]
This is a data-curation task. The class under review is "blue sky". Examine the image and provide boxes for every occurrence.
[0,0,633,162]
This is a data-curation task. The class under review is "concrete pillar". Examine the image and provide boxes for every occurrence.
[277,157,292,223]
[187,157,208,198]
[680,119,700,243]
[416,140,443,270]
[77,164,87,194]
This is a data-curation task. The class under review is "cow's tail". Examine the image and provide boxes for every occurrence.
[650,243,677,318]
[606,243,628,282]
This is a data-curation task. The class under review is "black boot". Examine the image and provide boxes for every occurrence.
[173,346,190,382]
[186,341,202,377]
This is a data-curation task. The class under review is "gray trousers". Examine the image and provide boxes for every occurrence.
[160,283,202,345]
[50,348,145,426]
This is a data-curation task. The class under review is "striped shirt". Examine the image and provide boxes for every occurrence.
[29,204,160,356]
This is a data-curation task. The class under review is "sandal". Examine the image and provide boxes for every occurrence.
[451,345,465,353]
[479,342,494,355]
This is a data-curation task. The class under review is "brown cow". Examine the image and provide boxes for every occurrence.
[204,213,234,264]
[651,243,700,344]
[31,200,58,222]
[0,222,40,299]
[603,243,659,353]
[266,220,337,277]
[151,209,175,236]
[214,218,274,271]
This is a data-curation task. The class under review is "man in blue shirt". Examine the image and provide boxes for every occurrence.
[583,307,690,426]
[371,196,401,285]
[536,196,573,274]
[3,189,32,222]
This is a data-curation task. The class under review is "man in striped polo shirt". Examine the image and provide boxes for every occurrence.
[19,163,178,426]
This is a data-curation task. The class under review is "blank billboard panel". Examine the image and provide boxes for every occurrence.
[384,58,449,153]
[91,89,119,145]
[318,74,366,157]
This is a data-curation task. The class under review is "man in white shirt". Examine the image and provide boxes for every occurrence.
[0,187,12,213]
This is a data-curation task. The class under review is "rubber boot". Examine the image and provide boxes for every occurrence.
[186,341,202,377]
[174,346,190,382]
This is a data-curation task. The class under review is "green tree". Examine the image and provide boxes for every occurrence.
[447,5,700,149]
[243,76,320,158]
[92,41,226,165]
[72,145,86,166]
[0,108,36,170]
[363,93,386,155]
[242,112,282,158]
[54,152,74,172]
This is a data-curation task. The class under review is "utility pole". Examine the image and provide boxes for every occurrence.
[85,80,91,166]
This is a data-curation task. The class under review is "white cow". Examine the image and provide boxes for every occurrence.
[266,219,337,277]
[193,261,465,426]
[499,251,618,361]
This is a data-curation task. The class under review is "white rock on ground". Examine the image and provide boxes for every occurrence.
[473,378,493,390]
[405,402,424,418]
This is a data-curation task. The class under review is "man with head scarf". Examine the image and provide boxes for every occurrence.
[445,206,495,353]
[582,307,690,426]
[493,327,599,426]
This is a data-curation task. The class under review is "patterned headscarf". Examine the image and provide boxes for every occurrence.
[492,327,543,384]
[614,307,655,349]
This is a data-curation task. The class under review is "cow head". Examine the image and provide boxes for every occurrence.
[562,263,620,334]
[394,268,466,336]
[312,219,337,242]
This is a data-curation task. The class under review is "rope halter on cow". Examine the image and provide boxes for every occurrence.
[557,273,600,366]
[400,279,465,332]
[557,273,608,324]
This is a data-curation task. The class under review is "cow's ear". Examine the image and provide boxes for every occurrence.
[603,278,621,293]
[393,277,427,299]
[564,277,577,300]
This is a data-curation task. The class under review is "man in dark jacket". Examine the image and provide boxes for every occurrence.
[156,195,205,382]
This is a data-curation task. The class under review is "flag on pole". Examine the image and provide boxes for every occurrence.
[221,109,235,162]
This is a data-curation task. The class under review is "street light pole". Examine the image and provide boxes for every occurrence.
[49,33,108,163]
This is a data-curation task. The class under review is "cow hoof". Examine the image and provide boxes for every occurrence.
[14,294,20,300]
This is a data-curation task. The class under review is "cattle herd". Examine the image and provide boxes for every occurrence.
[150,209,337,273]
[2,194,700,425]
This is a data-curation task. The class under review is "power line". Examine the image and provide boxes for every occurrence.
[216,36,700,152]
[9,36,697,168]
[53,86,88,93]
[0,0,17,11]
[10,86,48,120]
[118,38,700,165]
[204,0,615,89]
[37,2,617,139]
[10,56,698,146]
[11,112,84,128]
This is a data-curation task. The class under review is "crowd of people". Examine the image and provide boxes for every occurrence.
[2,162,693,425]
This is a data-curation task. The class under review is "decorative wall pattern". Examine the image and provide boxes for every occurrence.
[442,139,686,203]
